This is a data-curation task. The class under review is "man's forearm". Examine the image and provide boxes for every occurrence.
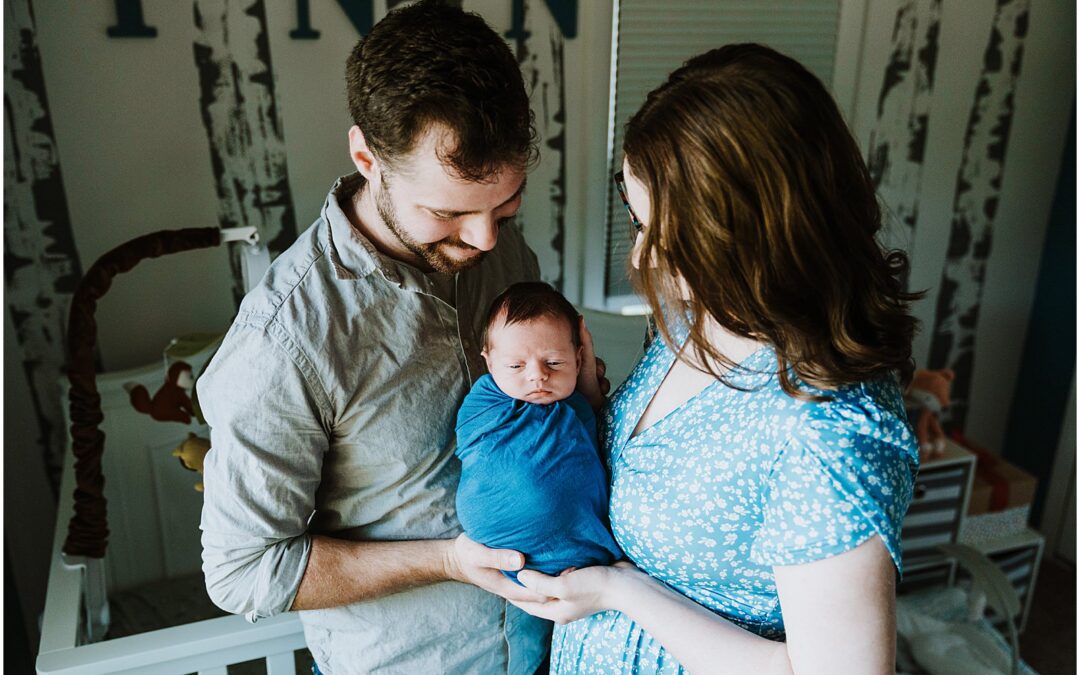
[289,534,455,610]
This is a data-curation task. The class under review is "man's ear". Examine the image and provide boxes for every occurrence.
[348,125,381,182]
[575,345,584,370]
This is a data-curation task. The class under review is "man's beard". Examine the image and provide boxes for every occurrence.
[374,178,489,274]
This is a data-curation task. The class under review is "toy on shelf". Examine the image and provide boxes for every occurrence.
[905,368,955,462]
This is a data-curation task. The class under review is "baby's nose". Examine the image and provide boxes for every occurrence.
[528,365,549,381]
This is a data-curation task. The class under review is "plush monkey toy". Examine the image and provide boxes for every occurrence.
[126,361,195,424]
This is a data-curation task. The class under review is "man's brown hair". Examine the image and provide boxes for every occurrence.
[623,43,922,397]
[345,0,537,180]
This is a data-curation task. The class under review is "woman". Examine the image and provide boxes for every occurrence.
[515,44,922,674]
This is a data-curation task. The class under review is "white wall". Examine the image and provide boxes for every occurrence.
[28,0,602,371]
[849,0,1075,453]
[33,1,238,371]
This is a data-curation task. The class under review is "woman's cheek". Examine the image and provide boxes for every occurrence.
[676,275,693,301]
[630,232,645,270]
[630,234,664,272]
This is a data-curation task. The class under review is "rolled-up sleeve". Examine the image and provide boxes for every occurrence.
[197,315,331,622]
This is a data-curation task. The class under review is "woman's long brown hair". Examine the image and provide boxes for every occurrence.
[623,44,922,398]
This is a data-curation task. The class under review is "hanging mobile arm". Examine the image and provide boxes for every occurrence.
[63,226,261,558]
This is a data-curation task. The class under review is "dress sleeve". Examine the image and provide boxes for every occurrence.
[750,384,918,573]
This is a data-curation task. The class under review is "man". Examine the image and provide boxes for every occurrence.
[198,2,589,672]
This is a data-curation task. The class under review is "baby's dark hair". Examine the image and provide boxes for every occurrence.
[482,282,581,350]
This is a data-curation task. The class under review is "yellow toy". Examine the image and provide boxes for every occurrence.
[172,433,211,492]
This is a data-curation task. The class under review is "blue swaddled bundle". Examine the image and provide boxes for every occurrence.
[455,375,622,581]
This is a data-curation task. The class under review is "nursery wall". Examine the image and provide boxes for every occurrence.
[848,0,1076,560]
[4,0,1074,651]
[848,0,1074,490]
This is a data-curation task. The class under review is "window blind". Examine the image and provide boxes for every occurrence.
[603,0,842,305]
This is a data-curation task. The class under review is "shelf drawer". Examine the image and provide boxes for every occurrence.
[897,558,956,595]
[956,538,1043,633]
[901,460,974,567]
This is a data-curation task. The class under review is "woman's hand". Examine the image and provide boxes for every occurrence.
[513,561,642,624]
[576,315,609,410]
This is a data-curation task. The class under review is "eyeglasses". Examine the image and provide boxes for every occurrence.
[613,171,644,238]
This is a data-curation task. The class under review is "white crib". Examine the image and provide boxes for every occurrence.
[31,219,650,675]
[37,350,307,674]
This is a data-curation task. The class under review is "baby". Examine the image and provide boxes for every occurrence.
[455,282,622,582]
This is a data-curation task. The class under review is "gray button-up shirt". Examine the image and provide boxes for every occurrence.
[198,174,550,674]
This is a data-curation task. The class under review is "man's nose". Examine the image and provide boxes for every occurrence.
[459,215,498,252]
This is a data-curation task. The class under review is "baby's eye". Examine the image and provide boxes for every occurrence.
[546,361,564,368]
[507,364,523,370]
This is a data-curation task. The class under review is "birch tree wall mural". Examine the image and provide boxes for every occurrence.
[506,0,576,291]
[866,0,941,278]
[4,0,85,493]
[193,0,298,306]
[928,0,1031,430]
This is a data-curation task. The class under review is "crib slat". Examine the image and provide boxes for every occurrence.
[197,668,227,675]
[266,651,297,675]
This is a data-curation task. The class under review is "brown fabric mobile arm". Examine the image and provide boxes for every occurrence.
[63,227,224,558]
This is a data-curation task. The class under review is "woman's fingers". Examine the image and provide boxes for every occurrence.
[578,315,596,355]
[516,569,562,597]
[595,358,610,396]
[576,316,608,407]
[486,572,550,603]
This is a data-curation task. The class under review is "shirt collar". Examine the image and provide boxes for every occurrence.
[324,172,416,284]
[323,173,459,298]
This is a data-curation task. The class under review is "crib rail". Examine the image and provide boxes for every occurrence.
[36,612,306,675]
[38,428,306,675]
[40,226,302,673]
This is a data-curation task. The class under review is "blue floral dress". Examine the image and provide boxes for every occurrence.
[551,334,919,674]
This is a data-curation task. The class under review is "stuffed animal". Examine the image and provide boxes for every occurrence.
[126,361,195,424]
[172,432,211,492]
[905,368,955,462]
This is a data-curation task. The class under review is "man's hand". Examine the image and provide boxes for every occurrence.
[443,534,551,603]
[576,316,610,410]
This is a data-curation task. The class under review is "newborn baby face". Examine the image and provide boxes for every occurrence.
[482,315,582,405]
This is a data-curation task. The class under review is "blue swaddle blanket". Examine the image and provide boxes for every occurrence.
[455,374,622,581]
